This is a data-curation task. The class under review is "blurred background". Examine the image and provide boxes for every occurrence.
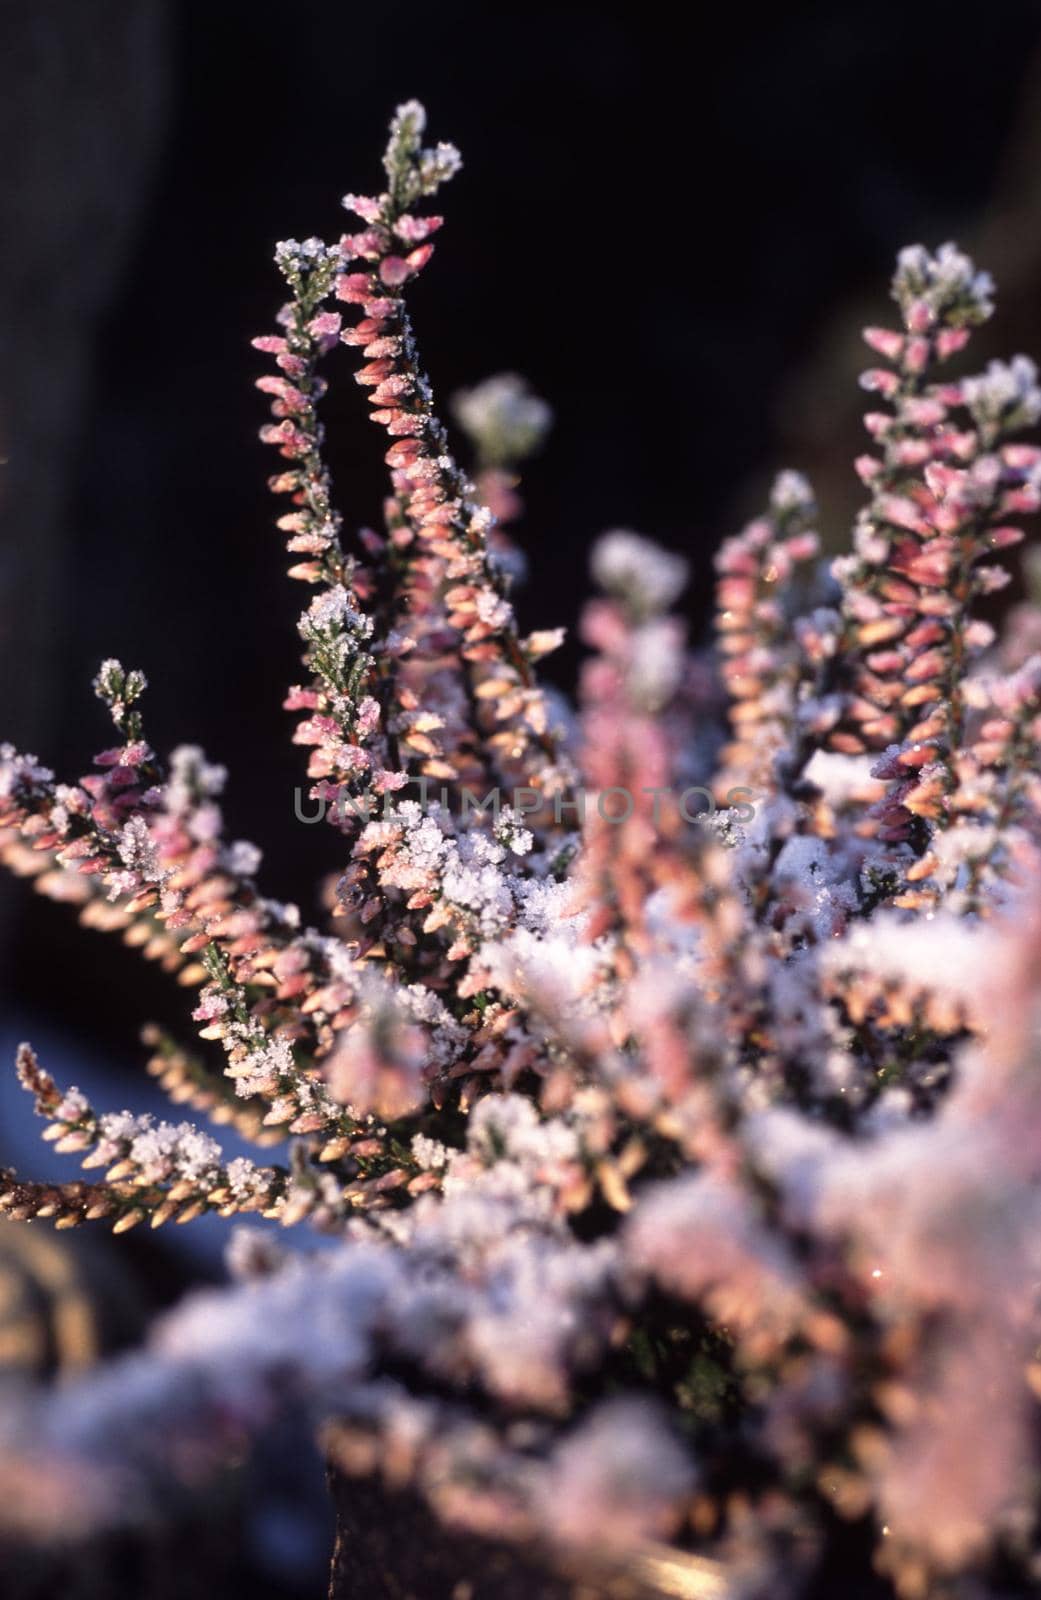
[3,0,1041,1590]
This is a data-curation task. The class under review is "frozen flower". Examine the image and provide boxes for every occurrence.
[164,745,227,816]
[451,373,552,466]
[224,839,262,877]
[473,586,513,630]
[627,618,685,709]
[591,530,689,615]
[962,355,1041,434]
[892,241,994,327]
[115,815,164,887]
[231,1034,295,1099]
[770,468,816,518]
[0,744,54,799]
[411,1134,450,1171]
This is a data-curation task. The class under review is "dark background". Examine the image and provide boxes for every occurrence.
[3,1,1041,1588]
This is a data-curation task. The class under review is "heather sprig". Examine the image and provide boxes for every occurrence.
[93,658,149,742]
[13,1043,287,1230]
[828,245,1041,917]
[714,470,821,796]
[335,102,571,806]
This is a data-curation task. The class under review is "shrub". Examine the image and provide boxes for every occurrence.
[2,101,1041,1599]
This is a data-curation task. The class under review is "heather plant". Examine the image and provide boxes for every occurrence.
[2,102,1041,1599]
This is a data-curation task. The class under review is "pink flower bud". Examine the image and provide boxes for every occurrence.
[374,769,409,793]
[902,398,946,427]
[964,619,996,650]
[1003,486,1041,514]
[335,273,373,303]
[341,192,382,222]
[355,358,394,386]
[371,375,412,405]
[307,311,342,339]
[863,327,905,361]
[406,244,435,273]
[905,298,935,333]
[293,715,340,746]
[936,327,971,360]
[385,439,422,467]
[859,368,900,398]
[904,336,930,374]
[877,495,923,533]
[385,412,425,436]
[393,213,443,243]
[892,440,931,468]
[283,686,319,711]
[785,532,820,561]
[1004,443,1041,469]
[379,256,413,287]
